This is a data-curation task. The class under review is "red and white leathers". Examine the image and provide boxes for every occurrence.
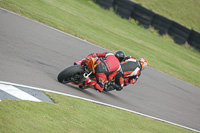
[120,56,142,86]
[76,52,123,92]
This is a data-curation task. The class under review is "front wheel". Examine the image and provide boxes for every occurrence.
[57,65,85,84]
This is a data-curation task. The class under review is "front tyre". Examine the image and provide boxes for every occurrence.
[57,65,85,84]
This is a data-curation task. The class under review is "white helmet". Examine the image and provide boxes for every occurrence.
[138,57,148,70]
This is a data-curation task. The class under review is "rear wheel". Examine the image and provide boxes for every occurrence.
[57,65,85,84]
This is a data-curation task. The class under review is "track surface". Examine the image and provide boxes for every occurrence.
[0,8,200,131]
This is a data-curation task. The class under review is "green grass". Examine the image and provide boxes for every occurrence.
[131,0,200,32]
[0,0,199,87]
[0,92,195,133]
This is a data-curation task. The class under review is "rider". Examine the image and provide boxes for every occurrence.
[114,56,148,90]
[75,51,126,92]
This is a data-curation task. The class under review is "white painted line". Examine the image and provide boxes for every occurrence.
[0,84,41,102]
[0,81,199,132]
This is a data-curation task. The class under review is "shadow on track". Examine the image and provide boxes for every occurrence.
[102,91,129,105]
[63,83,100,98]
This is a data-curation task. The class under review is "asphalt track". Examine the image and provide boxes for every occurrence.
[0,8,200,131]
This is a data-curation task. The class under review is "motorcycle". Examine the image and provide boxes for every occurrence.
[57,57,117,92]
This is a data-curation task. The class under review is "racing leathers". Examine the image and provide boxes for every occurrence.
[121,56,141,86]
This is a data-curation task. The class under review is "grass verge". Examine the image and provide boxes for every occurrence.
[0,92,195,133]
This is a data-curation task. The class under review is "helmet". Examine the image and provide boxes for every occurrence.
[115,50,125,62]
[138,57,148,70]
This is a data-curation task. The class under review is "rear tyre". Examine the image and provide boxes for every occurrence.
[57,65,85,84]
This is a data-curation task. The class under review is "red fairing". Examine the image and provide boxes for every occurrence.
[77,53,98,65]
[96,52,106,57]
[87,53,98,58]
